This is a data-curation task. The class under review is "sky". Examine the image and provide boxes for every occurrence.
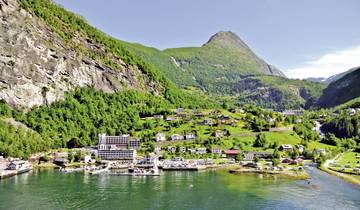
[54,0,360,79]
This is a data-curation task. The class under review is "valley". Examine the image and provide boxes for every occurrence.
[0,0,359,209]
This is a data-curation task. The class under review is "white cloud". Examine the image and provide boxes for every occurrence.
[285,46,360,79]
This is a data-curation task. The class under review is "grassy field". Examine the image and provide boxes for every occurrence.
[135,108,335,157]
[327,152,360,183]
[337,152,360,167]
[332,152,360,169]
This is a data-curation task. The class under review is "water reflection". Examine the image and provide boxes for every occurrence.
[0,168,359,210]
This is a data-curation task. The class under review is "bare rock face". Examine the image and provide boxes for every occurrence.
[0,0,158,108]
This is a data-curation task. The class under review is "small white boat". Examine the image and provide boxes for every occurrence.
[60,167,84,173]
[110,167,160,176]
[85,165,109,175]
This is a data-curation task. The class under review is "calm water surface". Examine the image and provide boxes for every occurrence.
[0,167,359,210]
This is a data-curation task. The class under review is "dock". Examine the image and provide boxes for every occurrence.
[0,170,17,179]
[0,168,32,180]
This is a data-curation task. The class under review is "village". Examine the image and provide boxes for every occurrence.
[1,107,334,180]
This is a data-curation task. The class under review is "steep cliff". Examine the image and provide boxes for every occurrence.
[0,0,160,108]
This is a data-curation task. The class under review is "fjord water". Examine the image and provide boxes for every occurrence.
[0,168,359,210]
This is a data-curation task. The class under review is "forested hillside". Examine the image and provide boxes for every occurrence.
[317,67,360,108]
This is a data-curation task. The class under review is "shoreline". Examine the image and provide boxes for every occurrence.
[229,167,310,180]
[319,164,360,187]
[320,154,360,187]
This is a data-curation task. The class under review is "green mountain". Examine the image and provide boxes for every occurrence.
[0,0,215,109]
[324,67,360,84]
[231,75,325,110]
[317,67,360,108]
[120,31,324,110]
[0,0,325,112]
[163,31,285,90]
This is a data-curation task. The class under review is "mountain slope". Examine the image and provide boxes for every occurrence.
[0,0,168,108]
[0,0,325,111]
[163,31,285,90]
[2,0,214,109]
[324,66,360,84]
[317,67,360,108]
[159,31,325,110]
[233,75,325,110]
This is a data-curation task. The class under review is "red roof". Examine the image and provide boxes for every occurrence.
[225,150,240,155]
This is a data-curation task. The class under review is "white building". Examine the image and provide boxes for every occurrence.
[179,147,186,153]
[171,134,184,141]
[97,133,139,161]
[197,148,207,155]
[349,108,357,116]
[84,155,94,163]
[166,117,177,121]
[168,146,176,153]
[211,147,222,155]
[296,145,305,154]
[280,144,293,152]
[185,133,196,140]
[156,133,166,142]
[188,149,196,154]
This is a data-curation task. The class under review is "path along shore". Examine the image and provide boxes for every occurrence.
[320,154,360,187]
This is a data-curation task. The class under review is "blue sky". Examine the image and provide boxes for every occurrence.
[54,0,360,79]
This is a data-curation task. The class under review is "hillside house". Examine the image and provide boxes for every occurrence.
[349,108,356,116]
[296,145,305,154]
[243,151,272,161]
[153,115,164,120]
[188,149,196,154]
[280,144,293,152]
[176,113,188,118]
[179,147,186,153]
[215,130,225,138]
[197,148,207,155]
[282,109,304,116]
[156,133,166,142]
[166,117,178,122]
[171,134,184,141]
[175,108,184,114]
[167,146,176,153]
[198,119,214,126]
[185,133,196,140]
[211,147,222,155]
[225,150,240,159]
[218,115,230,120]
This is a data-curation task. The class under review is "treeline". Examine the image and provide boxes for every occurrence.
[0,86,217,158]
[0,101,51,158]
[321,114,359,139]
[0,120,51,159]
[23,87,215,148]
[293,121,319,141]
